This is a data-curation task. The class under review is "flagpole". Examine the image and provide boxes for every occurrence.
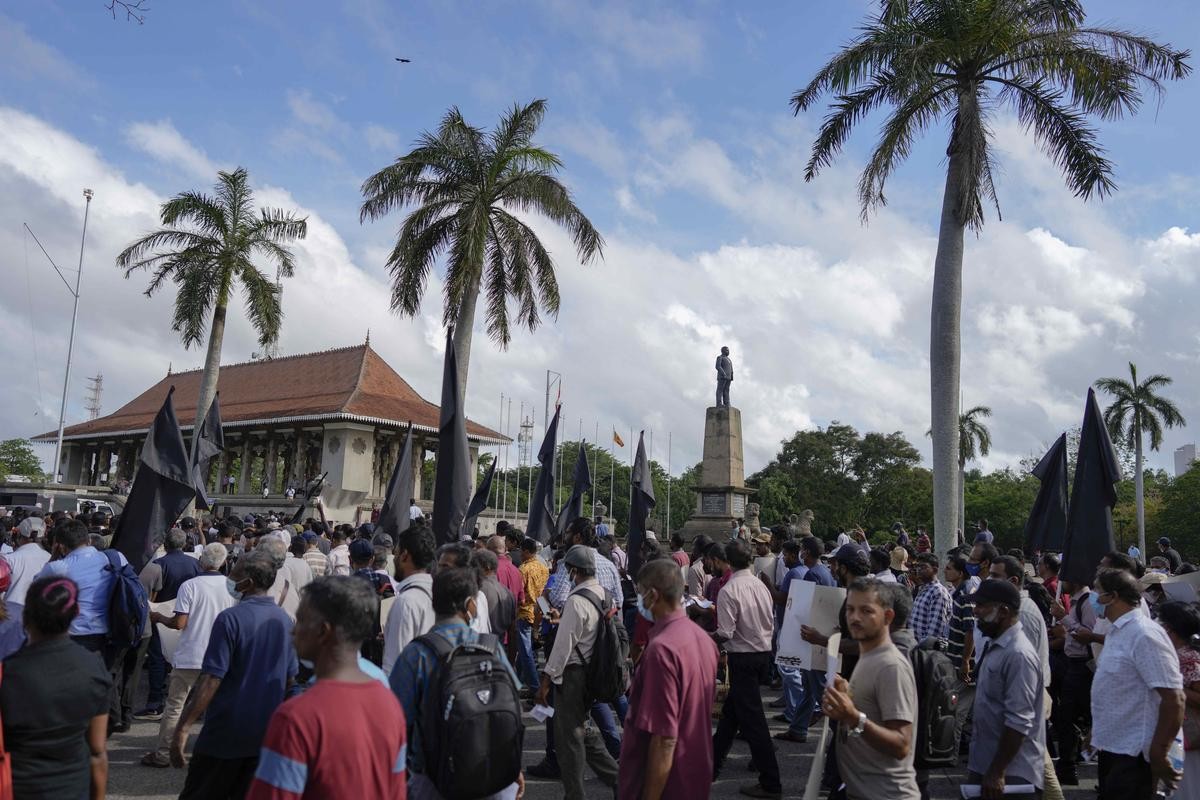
[592,420,599,512]
[667,431,672,538]
[629,425,634,518]
[609,430,615,521]
[496,393,505,515]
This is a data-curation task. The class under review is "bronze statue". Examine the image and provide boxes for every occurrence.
[715,346,733,407]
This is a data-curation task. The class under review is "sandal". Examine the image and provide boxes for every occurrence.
[141,752,170,768]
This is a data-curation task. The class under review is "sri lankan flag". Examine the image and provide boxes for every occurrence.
[612,429,625,447]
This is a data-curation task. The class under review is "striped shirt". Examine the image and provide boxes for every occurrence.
[910,580,953,644]
[947,582,975,670]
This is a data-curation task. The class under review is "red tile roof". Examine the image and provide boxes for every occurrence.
[36,344,506,443]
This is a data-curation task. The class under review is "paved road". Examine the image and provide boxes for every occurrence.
[108,690,1100,799]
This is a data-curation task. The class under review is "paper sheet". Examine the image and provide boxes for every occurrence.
[776,581,846,671]
[151,600,180,665]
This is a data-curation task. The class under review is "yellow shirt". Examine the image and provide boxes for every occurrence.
[518,557,550,624]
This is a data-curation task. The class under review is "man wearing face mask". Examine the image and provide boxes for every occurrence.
[967,578,1046,798]
[619,559,719,800]
[170,550,298,799]
[1048,577,1098,785]
[966,542,998,592]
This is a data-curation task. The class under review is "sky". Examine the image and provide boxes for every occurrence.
[2,0,1200,482]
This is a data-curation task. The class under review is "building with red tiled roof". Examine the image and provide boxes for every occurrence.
[34,344,506,518]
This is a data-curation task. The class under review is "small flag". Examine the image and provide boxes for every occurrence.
[612,429,624,448]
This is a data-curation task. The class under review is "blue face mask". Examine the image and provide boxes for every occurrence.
[226,578,243,601]
[636,591,655,622]
[964,563,981,577]
[1089,592,1107,619]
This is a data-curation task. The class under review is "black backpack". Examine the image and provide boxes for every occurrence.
[102,549,149,652]
[908,639,959,769]
[415,632,524,800]
[573,589,631,704]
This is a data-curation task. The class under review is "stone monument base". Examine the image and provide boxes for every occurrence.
[679,406,753,543]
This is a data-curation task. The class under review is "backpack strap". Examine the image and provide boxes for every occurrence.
[102,548,123,572]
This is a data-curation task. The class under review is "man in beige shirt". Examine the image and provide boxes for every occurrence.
[711,539,781,798]
[534,546,619,800]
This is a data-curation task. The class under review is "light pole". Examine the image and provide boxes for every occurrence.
[51,188,93,483]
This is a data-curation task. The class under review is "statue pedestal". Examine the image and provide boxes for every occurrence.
[680,406,754,542]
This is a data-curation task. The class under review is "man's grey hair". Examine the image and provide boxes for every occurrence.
[164,527,187,552]
[199,542,228,571]
[259,537,287,569]
[470,548,499,574]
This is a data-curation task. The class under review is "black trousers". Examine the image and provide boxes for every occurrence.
[180,752,259,800]
[713,651,781,792]
[1097,751,1154,800]
[1053,657,1093,770]
[72,634,128,729]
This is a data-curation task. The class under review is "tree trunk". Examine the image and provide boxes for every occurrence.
[451,279,481,412]
[959,463,966,537]
[1135,433,1145,556]
[192,299,229,458]
[930,141,968,558]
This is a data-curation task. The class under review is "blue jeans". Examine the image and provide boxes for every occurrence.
[781,666,824,735]
[145,628,166,707]
[516,620,539,688]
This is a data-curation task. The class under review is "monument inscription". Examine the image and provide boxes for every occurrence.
[701,492,727,515]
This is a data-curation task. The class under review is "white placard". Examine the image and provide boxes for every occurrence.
[753,555,776,579]
[802,633,841,800]
[776,580,846,671]
[151,600,181,665]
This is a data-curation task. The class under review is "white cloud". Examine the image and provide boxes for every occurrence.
[541,0,705,71]
[126,119,222,180]
[364,124,400,153]
[285,89,345,133]
[0,14,93,88]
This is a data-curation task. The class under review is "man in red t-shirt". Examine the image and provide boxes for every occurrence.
[247,577,407,799]
[620,559,719,800]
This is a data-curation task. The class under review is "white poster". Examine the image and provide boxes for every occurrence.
[753,555,777,579]
[151,600,181,665]
[776,580,846,671]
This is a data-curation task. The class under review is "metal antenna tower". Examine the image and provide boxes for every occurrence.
[84,374,104,420]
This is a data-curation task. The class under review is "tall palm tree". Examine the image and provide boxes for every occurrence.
[117,167,308,442]
[958,405,992,534]
[359,99,602,405]
[1096,363,1186,556]
[793,0,1189,555]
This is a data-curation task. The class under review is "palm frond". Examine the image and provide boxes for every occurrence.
[238,262,283,349]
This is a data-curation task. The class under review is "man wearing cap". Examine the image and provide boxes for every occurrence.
[536,545,619,800]
[1,515,51,619]
[968,578,1046,797]
[1157,537,1182,574]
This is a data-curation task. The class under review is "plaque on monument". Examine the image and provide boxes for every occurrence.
[701,493,727,515]
[732,494,747,517]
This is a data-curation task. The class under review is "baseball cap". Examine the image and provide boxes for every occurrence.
[752,532,772,544]
[349,539,375,561]
[301,532,318,543]
[180,516,197,530]
[833,543,869,568]
[564,545,595,570]
[890,547,908,571]
[1158,537,1172,546]
[968,578,1021,610]
[16,517,45,539]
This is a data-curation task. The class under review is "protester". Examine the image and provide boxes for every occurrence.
[821,577,919,799]
[136,527,203,721]
[870,547,898,583]
[944,553,976,681]
[302,533,330,577]
[1157,537,1183,573]
[619,558,718,800]
[686,535,713,597]
[1089,567,1184,797]
[328,527,351,576]
[383,523,436,675]
[915,527,931,554]
[668,533,690,569]
[246,576,407,799]
[967,578,1046,796]
[487,535,526,613]
[0,576,109,800]
[408,499,423,521]
[974,519,994,544]
[171,550,299,799]
[142,543,237,768]
[536,545,619,800]
[909,552,952,644]
[711,539,781,798]
[1155,600,1200,800]
[435,543,491,634]
[471,548,516,650]
[890,547,911,588]
[516,536,549,689]
[1039,553,1062,600]
[1048,575,1098,785]
[0,516,51,618]
[391,567,523,800]
[967,541,997,591]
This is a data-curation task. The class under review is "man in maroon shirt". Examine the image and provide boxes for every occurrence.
[620,559,718,800]
[487,535,526,607]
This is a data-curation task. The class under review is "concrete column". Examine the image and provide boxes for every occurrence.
[469,444,479,493]
[264,434,279,495]
[290,429,307,485]
[237,436,253,494]
[412,436,425,502]
[97,444,112,484]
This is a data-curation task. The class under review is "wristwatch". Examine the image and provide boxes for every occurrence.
[847,712,868,738]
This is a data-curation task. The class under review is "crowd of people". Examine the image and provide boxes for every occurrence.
[0,499,1196,800]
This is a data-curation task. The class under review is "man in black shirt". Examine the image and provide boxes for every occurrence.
[1157,537,1182,573]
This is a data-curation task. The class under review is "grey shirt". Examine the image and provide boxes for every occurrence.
[969,620,1045,789]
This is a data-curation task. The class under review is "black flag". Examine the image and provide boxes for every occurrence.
[463,457,498,538]
[377,426,415,540]
[627,431,656,578]
[1024,433,1069,554]
[289,473,327,525]
[1061,389,1122,585]
[527,405,561,544]
[556,442,592,535]
[110,387,196,572]
[432,330,471,544]
[191,392,224,511]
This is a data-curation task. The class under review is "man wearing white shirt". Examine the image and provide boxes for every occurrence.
[142,543,237,768]
[327,528,351,577]
[382,525,436,674]
[408,499,424,521]
[2,517,51,616]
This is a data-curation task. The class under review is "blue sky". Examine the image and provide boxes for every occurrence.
[2,0,1200,478]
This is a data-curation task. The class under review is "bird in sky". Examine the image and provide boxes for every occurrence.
[395,58,411,63]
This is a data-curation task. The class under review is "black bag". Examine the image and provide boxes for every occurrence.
[102,549,149,652]
[415,632,524,800]
[573,589,630,704]
[908,639,959,769]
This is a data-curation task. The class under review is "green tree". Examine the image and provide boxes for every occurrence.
[117,168,308,439]
[1096,362,1187,556]
[1156,469,1200,560]
[957,406,992,535]
[962,467,1040,551]
[794,1,1189,555]
[360,100,603,404]
[0,439,45,481]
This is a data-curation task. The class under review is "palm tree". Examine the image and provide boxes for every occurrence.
[359,99,603,404]
[793,1,1189,555]
[117,167,307,442]
[1096,363,1186,556]
[958,405,992,534]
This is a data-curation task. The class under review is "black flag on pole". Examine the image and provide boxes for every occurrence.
[377,426,415,540]
[556,442,592,535]
[1024,433,1069,554]
[527,405,561,544]
[191,392,224,511]
[1061,388,1122,585]
[627,431,656,578]
[432,329,471,544]
[110,387,196,572]
[289,473,327,525]
[463,457,497,538]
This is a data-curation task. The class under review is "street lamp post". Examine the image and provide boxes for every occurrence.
[52,188,93,483]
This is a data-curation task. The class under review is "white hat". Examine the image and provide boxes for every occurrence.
[16,517,45,539]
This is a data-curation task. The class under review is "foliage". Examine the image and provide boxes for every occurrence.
[1154,468,1200,560]
[0,439,46,481]
[962,468,1040,551]
[1096,363,1187,453]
